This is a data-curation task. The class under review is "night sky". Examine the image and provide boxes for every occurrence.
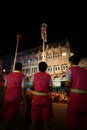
[0,1,86,58]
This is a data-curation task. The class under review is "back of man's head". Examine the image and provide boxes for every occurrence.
[15,62,22,71]
[69,55,80,65]
[39,61,47,72]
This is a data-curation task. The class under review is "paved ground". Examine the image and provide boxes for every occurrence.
[0,103,68,130]
[52,103,68,130]
[18,103,68,130]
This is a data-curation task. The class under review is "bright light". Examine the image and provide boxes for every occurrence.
[62,52,66,56]
[3,69,6,73]
[70,52,74,56]
[28,60,30,63]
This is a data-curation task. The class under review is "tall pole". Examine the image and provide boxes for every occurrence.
[43,40,45,61]
[12,34,22,71]
[41,23,47,61]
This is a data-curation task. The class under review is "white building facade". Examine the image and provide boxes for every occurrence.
[16,40,73,80]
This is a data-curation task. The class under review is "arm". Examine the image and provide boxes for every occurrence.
[4,75,8,94]
[30,75,34,90]
[49,77,53,92]
[65,68,72,96]
[65,68,72,88]
[65,80,71,88]
[21,76,27,106]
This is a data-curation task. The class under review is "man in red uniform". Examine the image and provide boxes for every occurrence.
[1,62,26,130]
[0,73,5,121]
[30,61,53,130]
[65,55,87,130]
[0,73,5,105]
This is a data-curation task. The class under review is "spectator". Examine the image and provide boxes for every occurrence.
[65,55,87,130]
[25,76,33,128]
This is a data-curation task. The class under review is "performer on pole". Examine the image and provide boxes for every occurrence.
[41,23,47,43]
[41,23,47,61]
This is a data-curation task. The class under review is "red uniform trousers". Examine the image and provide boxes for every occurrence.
[2,100,20,122]
[31,95,51,122]
[66,92,87,130]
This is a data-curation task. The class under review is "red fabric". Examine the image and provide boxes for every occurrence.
[0,82,4,87]
[31,72,52,122]
[34,72,51,93]
[31,95,51,122]
[66,92,87,130]
[1,72,25,122]
[2,100,20,122]
[4,72,25,101]
[69,66,87,90]
[16,34,22,40]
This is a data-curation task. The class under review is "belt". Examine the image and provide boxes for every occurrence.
[32,91,48,96]
[71,89,87,94]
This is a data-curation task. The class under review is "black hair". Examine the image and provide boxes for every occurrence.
[39,61,47,72]
[69,55,81,65]
[15,62,22,71]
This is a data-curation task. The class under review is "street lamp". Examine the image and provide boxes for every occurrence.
[41,23,47,61]
[12,34,22,71]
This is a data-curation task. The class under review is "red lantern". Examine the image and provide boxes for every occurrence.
[16,34,22,40]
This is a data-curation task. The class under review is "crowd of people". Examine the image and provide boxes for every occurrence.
[51,91,69,103]
[0,55,87,130]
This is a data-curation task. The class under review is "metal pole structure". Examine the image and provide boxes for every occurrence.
[41,23,47,61]
[12,34,22,71]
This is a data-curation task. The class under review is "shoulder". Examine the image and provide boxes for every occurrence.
[19,72,25,77]
[34,72,40,76]
[45,72,52,78]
